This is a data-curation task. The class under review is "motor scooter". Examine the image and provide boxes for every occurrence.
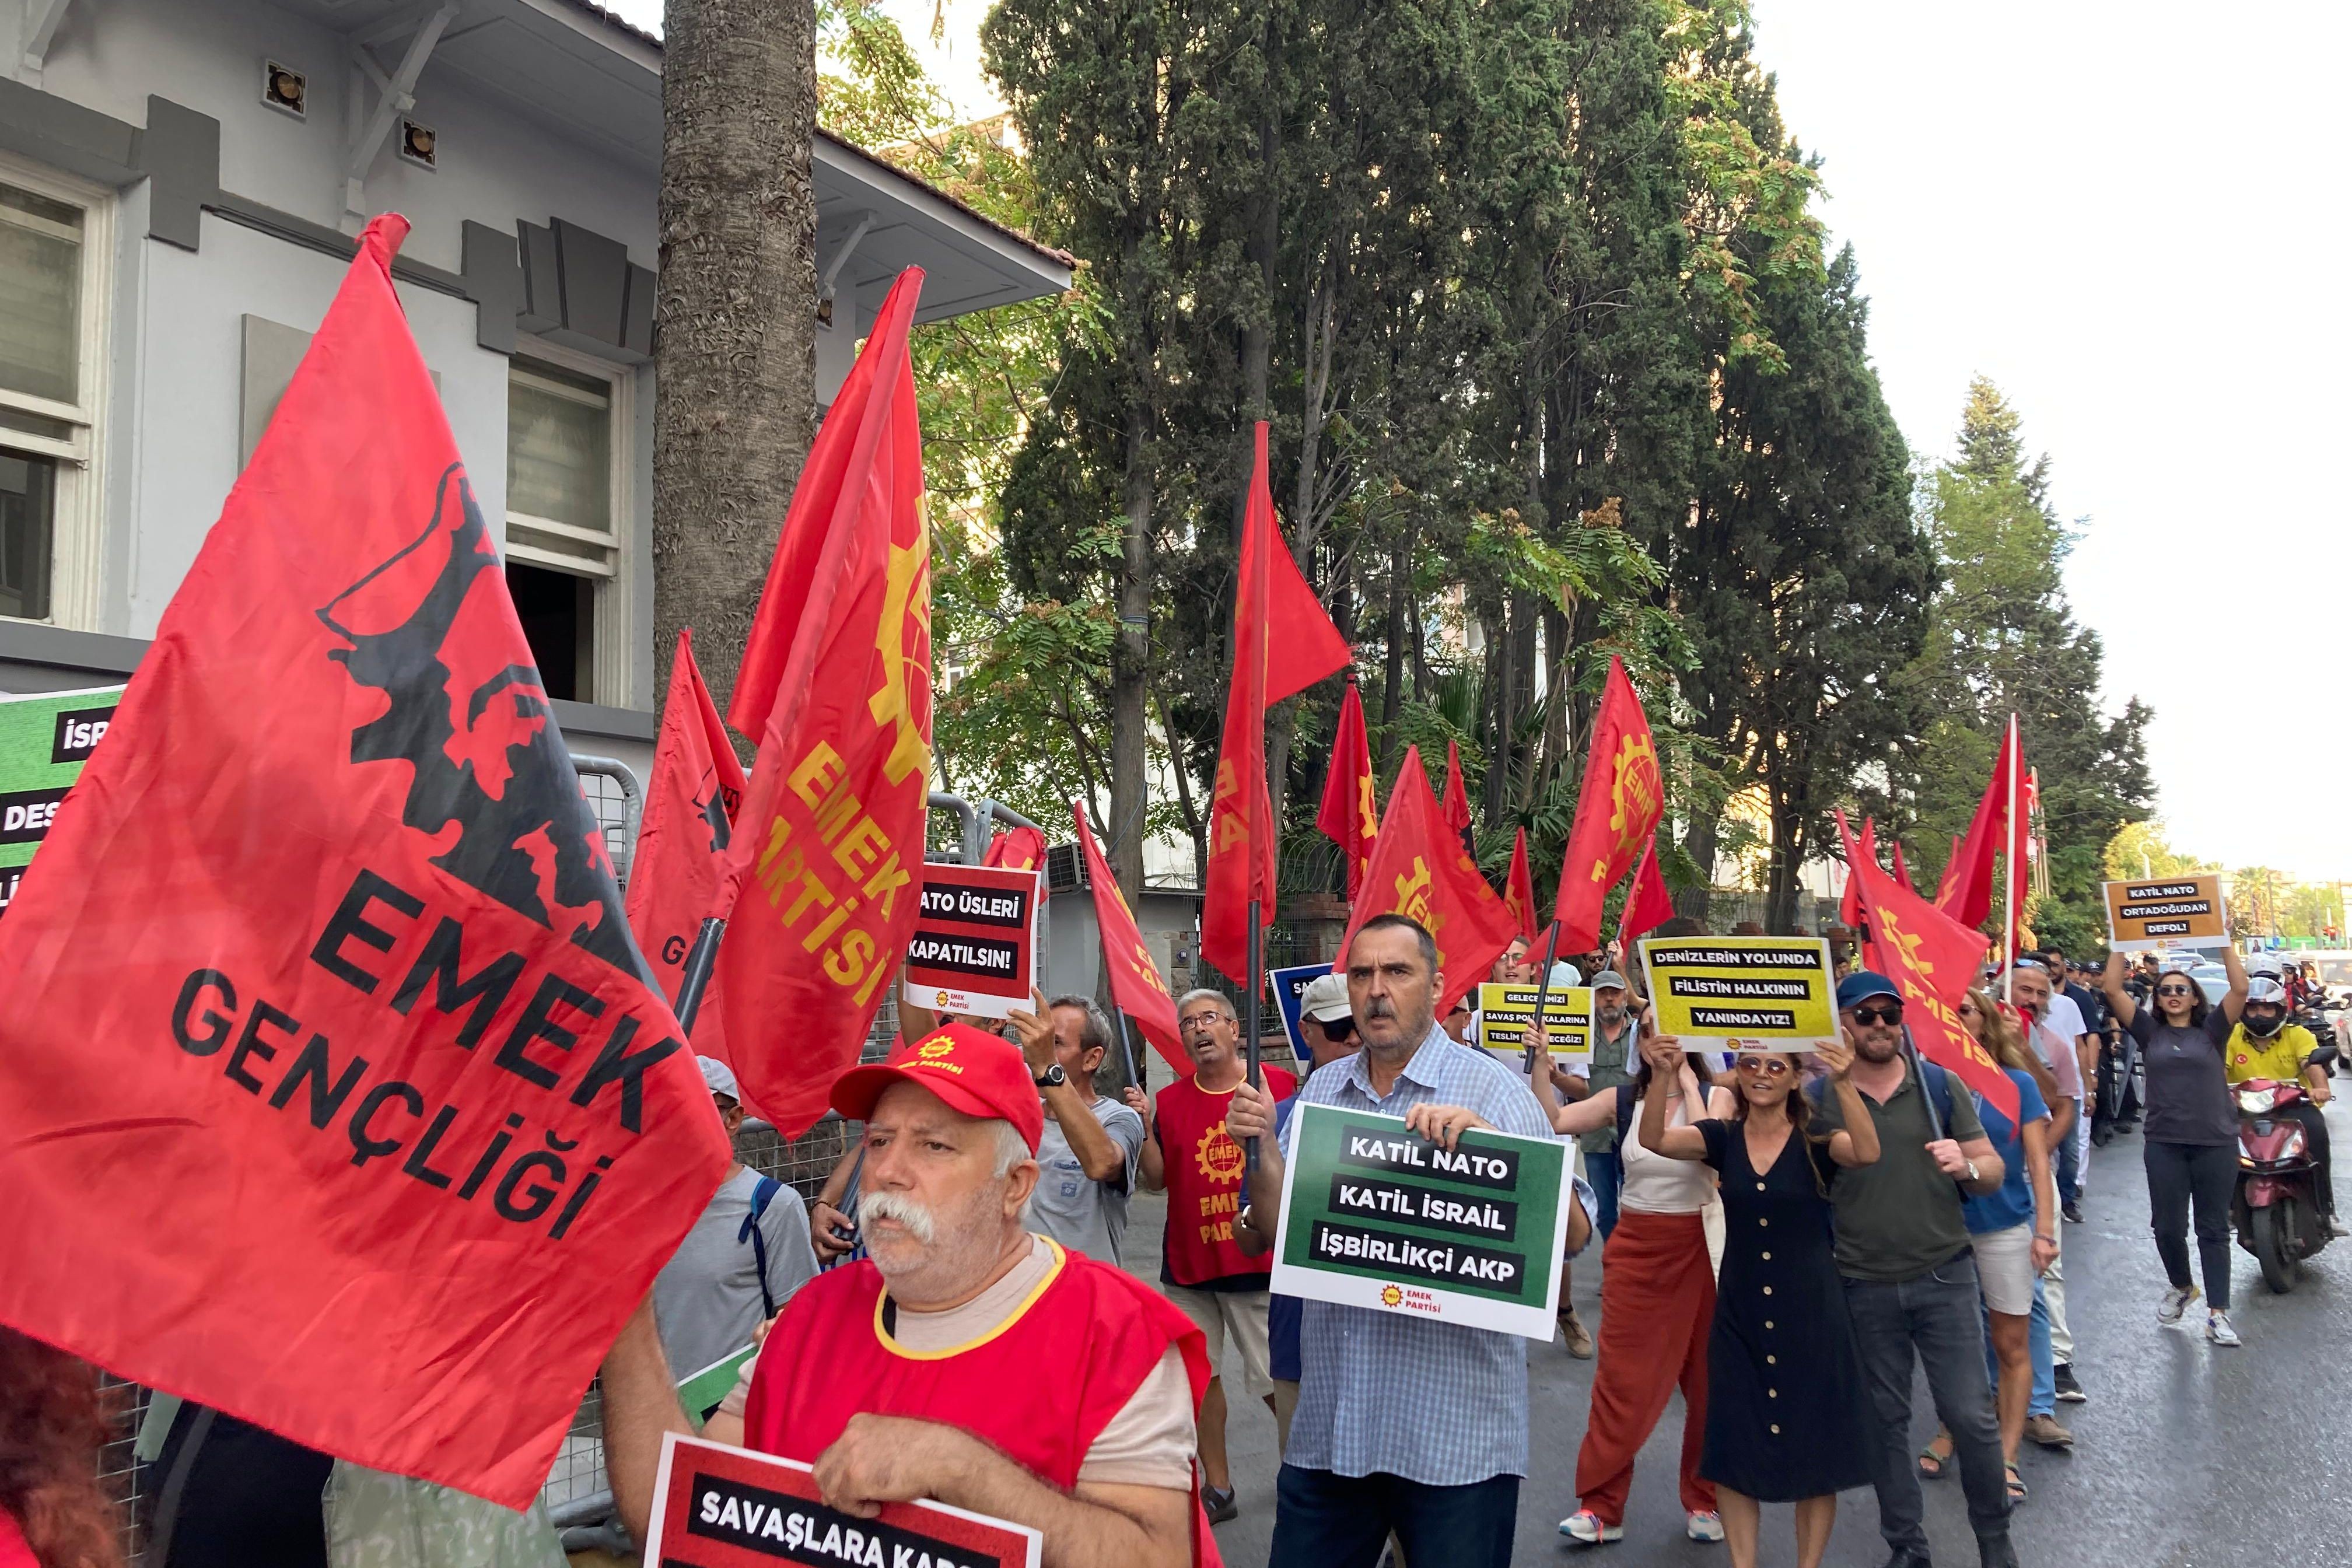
[2234,1042,2339,1293]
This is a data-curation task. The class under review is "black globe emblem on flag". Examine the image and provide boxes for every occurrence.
[316,462,648,981]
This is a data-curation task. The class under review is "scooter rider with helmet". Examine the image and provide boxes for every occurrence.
[2225,975,2344,1236]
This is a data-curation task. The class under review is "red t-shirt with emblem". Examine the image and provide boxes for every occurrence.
[1153,1066,1296,1286]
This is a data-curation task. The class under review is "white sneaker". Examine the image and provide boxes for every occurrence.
[1559,1510,1623,1545]
[1686,1510,1726,1542]
[2157,1283,2200,1325]
[2207,1309,2242,1347]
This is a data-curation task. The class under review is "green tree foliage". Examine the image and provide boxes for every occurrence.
[1898,379,2154,954]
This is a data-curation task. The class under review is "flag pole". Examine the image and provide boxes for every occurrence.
[672,915,728,1035]
[1244,899,1265,1175]
[2002,713,2018,1002]
[1526,923,1563,1077]
[1112,1007,1143,1096]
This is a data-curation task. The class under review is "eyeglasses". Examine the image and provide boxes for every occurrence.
[1179,1010,1228,1031]
[1735,1056,1791,1076]
[2154,985,2193,998]
[1850,1005,1904,1026]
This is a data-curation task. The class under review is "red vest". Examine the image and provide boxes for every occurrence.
[1154,1067,1295,1285]
[743,1240,1222,1564]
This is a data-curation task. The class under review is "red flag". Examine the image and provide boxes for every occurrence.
[1317,682,1377,898]
[1839,817,1878,927]
[1503,827,1541,943]
[1552,656,1664,950]
[1335,747,1520,1013]
[627,631,747,1066]
[1890,839,1913,893]
[713,269,932,1138]
[0,218,728,1507]
[1937,720,2016,931]
[1200,423,1349,980]
[1619,834,1676,947]
[982,825,1048,872]
[1441,738,1475,852]
[1838,811,2018,1124]
[1072,800,1186,1072]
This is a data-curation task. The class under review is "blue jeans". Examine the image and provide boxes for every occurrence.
[1981,1278,2054,1418]
[2056,1108,2082,1202]
[1584,1149,1623,1238]
[1269,1464,1519,1568]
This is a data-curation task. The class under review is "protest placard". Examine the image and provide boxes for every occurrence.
[1640,935,1838,1050]
[1475,982,1595,1066]
[1270,1104,1571,1339]
[0,685,122,920]
[1269,961,1329,1066]
[902,863,1040,1019]
[645,1432,1042,1568]
[2104,874,2229,952]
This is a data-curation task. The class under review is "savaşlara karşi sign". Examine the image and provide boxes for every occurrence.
[2102,873,2228,951]
[1270,1104,1571,1339]
[644,1433,1041,1568]
[0,685,123,919]
[900,862,1039,1020]
[1639,935,1838,1051]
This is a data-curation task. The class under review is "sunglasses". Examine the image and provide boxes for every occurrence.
[1735,1056,1791,1076]
[1318,1016,1356,1040]
[1850,1005,1904,1026]
[2154,985,2193,998]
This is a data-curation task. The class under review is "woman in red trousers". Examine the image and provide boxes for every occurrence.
[1535,1038,1736,1546]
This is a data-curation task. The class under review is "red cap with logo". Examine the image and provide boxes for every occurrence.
[830,1021,1046,1154]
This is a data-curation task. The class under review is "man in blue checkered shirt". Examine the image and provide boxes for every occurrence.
[1228,913,1597,1567]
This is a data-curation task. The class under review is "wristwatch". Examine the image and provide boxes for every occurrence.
[1964,1158,1981,1184]
[1032,1063,1067,1089]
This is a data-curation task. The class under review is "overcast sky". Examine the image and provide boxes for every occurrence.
[610,1,2351,878]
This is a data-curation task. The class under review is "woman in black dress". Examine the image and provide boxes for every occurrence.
[1639,1028,1880,1568]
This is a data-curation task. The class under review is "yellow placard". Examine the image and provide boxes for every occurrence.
[2103,874,2228,952]
[1639,936,1837,1051]
[1475,983,1595,1063]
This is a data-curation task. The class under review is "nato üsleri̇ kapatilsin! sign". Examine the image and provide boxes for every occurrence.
[1269,1104,1572,1339]
[1639,935,1838,1051]
[1475,983,1595,1068]
[901,863,1040,1020]
[2102,874,2229,953]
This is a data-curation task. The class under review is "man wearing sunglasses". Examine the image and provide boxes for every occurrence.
[1807,972,2016,1568]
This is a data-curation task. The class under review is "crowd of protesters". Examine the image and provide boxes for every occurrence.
[10,912,2341,1568]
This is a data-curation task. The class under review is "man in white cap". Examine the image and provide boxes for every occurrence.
[649,1058,818,1409]
[602,1023,1215,1567]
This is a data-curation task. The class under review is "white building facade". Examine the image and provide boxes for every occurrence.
[0,0,1068,788]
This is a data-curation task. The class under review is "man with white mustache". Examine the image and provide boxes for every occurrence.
[598,1022,1219,1567]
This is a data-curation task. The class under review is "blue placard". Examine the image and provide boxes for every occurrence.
[1269,961,1330,1068]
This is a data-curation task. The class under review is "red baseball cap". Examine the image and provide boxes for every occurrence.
[830,1021,1046,1154]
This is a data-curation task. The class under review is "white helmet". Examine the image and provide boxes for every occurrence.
[2247,952,2286,979]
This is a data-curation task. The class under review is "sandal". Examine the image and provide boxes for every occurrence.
[1916,1437,1954,1480]
[2006,1463,2028,1503]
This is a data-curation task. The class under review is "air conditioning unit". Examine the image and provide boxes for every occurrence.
[1044,842,1088,894]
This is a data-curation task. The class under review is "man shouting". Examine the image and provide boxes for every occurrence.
[600,1023,1217,1567]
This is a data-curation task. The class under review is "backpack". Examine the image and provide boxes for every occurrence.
[737,1175,786,1319]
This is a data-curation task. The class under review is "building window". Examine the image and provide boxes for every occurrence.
[0,160,108,629]
[503,346,631,705]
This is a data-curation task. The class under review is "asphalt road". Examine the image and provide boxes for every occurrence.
[1128,1096,2352,1567]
